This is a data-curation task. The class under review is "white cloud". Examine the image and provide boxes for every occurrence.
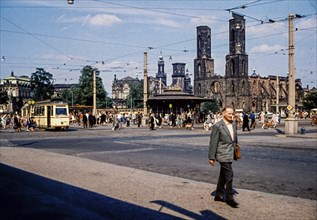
[248,22,288,36]
[250,44,285,53]
[155,18,180,28]
[189,16,218,27]
[58,14,122,26]
[297,17,316,29]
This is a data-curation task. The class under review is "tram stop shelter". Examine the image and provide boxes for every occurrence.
[147,91,212,114]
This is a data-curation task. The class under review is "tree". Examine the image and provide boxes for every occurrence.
[0,88,9,104]
[302,92,317,110]
[31,68,54,101]
[126,82,143,108]
[201,100,220,113]
[74,66,108,107]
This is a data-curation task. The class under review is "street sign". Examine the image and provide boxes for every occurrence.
[287,105,293,111]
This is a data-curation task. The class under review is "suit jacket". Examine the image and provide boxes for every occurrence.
[208,119,238,162]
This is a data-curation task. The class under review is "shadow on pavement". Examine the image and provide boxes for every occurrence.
[0,164,225,220]
[151,200,226,220]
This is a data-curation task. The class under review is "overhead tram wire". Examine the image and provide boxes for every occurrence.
[93,0,228,22]
[0,16,73,60]
[1,7,315,76]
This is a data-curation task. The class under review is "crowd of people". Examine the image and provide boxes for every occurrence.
[1,109,316,132]
[0,113,36,132]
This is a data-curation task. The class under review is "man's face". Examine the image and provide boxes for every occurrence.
[223,108,234,122]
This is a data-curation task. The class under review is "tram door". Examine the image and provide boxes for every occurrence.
[47,106,51,128]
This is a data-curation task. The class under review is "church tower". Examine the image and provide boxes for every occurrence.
[224,13,251,111]
[194,26,215,97]
[155,52,167,86]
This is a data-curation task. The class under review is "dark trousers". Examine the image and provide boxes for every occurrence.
[216,162,234,200]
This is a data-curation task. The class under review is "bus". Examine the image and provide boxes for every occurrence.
[21,99,70,130]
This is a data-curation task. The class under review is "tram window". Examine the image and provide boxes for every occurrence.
[40,106,45,116]
[56,107,67,115]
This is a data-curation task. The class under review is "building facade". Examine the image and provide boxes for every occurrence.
[0,71,32,113]
[194,13,304,113]
[112,55,193,109]
[111,75,142,109]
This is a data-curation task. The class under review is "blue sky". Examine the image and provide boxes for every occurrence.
[1,0,316,95]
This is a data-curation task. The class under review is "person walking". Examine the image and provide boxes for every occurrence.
[149,113,155,130]
[242,112,251,131]
[249,111,256,129]
[208,107,239,208]
[83,113,88,128]
[137,112,142,128]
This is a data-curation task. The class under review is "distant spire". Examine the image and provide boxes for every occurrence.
[159,51,163,60]
[11,71,14,76]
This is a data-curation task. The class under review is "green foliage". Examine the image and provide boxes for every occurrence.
[126,82,143,108]
[302,92,317,110]
[74,66,109,107]
[0,88,9,104]
[30,68,54,101]
[201,100,220,113]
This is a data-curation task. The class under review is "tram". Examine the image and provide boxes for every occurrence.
[21,99,70,130]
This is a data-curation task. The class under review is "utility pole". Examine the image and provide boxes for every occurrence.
[276,76,279,114]
[93,69,97,116]
[142,52,149,126]
[143,51,148,115]
[285,14,298,135]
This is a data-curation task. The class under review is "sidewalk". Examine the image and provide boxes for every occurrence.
[1,147,316,220]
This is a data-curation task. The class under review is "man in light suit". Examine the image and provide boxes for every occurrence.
[209,107,239,208]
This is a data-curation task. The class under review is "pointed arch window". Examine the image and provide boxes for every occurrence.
[198,64,202,78]
[231,60,235,75]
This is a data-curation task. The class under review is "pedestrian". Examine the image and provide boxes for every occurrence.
[149,113,155,130]
[249,111,256,129]
[13,114,22,132]
[27,116,36,131]
[121,113,127,128]
[242,112,251,131]
[88,112,94,128]
[208,107,239,208]
[137,112,142,128]
[83,113,88,128]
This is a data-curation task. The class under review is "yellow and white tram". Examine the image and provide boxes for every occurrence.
[21,100,70,130]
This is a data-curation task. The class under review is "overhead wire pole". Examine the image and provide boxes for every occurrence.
[93,69,97,116]
[285,14,298,135]
[143,51,148,116]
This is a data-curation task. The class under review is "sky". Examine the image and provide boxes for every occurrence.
[0,0,316,95]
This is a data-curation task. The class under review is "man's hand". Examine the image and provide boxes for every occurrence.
[209,159,215,166]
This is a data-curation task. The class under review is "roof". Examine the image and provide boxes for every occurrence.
[148,93,212,101]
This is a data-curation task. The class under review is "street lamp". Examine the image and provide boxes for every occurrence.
[67,0,74,4]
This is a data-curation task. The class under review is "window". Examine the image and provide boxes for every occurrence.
[56,107,67,115]
[198,64,201,78]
